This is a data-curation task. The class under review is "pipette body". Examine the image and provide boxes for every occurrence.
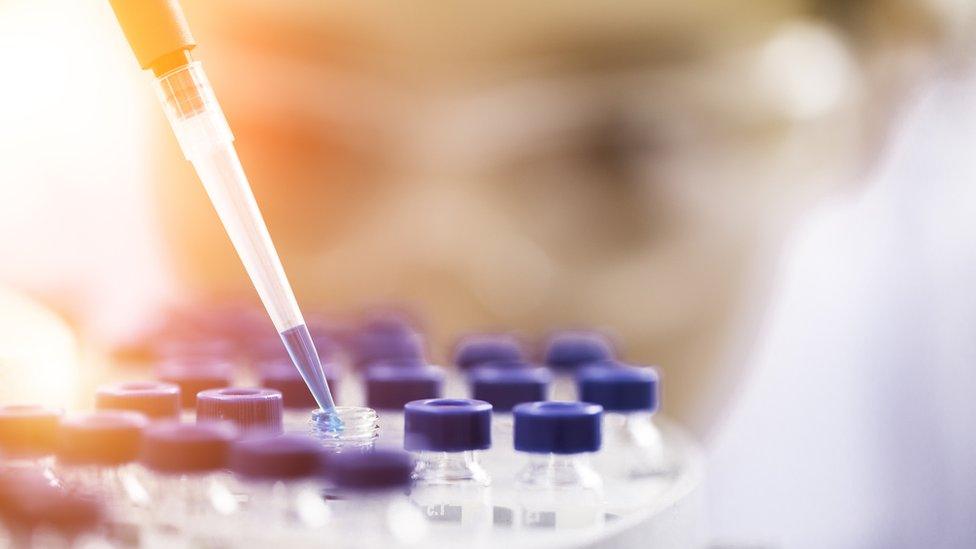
[107,0,339,423]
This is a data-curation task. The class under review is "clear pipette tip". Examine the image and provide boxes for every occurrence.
[280,324,343,432]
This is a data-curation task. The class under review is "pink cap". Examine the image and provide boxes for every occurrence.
[140,421,238,474]
[57,411,148,466]
[0,405,63,457]
[95,381,181,419]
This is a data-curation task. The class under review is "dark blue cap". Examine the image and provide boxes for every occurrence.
[404,399,492,452]
[543,331,615,371]
[229,434,324,480]
[258,360,342,409]
[365,365,444,411]
[325,448,414,491]
[577,364,659,413]
[513,401,603,454]
[469,366,551,412]
[452,334,524,371]
[349,329,425,371]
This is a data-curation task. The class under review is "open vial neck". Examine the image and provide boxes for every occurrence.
[310,407,378,452]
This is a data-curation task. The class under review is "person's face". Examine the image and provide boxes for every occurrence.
[159,1,957,434]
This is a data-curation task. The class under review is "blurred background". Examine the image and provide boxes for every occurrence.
[0,0,974,547]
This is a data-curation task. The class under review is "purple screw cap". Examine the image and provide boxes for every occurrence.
[513,401,603,454]
[196,388,284,435]
[469,366,552,412]
[156,359,234,408]
[452,334,525,371]
[258,360,341,409]
[229,434,324,480]
[0,405,62,457]
[1,478,105,538]
[577,363,659,413]
[95,381,181,419]
[543,331,616,371]
[57,411,147,466]
[404,399,492,452]
[140,421,238,474]
[365,364,444,411]
[325,448,414,491]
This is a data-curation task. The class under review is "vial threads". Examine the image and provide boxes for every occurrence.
[310,407,378,453]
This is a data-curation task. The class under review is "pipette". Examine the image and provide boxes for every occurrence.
[107,0,340,426]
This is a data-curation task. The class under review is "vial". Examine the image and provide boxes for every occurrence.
[155,358,234,421]
[196,388,284,437]
[468,366,551,480]
[577,364,669,512]
[512,401,605,530]
[326,449,426,548]
[0,405,62,482]
[258,360,342,432]
[309,406,379,454]
[95,381,182,421]
[228,434,329,542]
[55,411,150,541]
[542,331,616,400]
[0,474,107,548]
[139,421,239,546]
[404,398,493,530]
[450,333,526,396]
[348,314,425,373]
[365,364,444,445]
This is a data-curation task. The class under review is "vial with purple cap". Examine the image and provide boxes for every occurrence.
[55,411,151,536]
[0,405,62,481]
[578,364,669,511]
[404,399,493,530]
[196,387,284,437]
[365,364,444,445]
[259,360,342,432]
[139,421,240,545]
[542,331,616,399]
[95,381,182,421]
[156,359,234,421]
[326,448,426,547]
[468,365,551,479]
[228,434,329,541]
[451,333,526,395]
[512,401,605,529]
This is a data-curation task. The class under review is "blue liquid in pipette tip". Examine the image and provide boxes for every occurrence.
[280,324,343,432]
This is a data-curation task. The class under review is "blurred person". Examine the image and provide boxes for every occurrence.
[155,0,974,437]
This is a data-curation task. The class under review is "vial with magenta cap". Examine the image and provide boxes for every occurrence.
[196,388,283,437]
[228,434,329,540]
[326,449,427,547]
[542,331,616,399]
[365,364,444,445]
[404,398,493,530]
[0,405,62,480]
[95,381,182,420]
[513,401,605,529]
[139,421,239,545]
[55,411,150,532]
[0,475,107,548]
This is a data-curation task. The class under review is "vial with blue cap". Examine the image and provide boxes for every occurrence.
[228,434,330,542]
[326,449,427,547]
[468,365,551,479]
[512,401,605,529]
[365,364,444,445]
[404,398,493,531]
[451,333,526,396]
[543,331,616,400]
[577,364,668,512]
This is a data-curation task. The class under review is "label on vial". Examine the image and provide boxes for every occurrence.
[493,506,514,527]
[423,503,463,523]
[522,509,557,528]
